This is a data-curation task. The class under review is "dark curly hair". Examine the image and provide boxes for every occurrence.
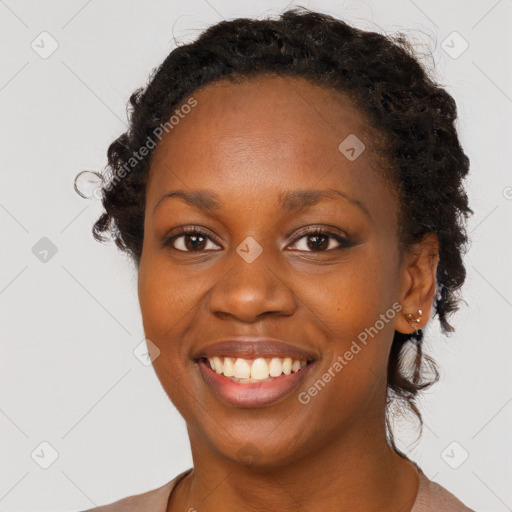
[75,7,472,453]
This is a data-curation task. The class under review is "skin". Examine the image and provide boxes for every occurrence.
[137,74,439,512]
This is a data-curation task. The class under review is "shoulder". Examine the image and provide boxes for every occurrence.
[412,467,475,512]
[78,468,193,512]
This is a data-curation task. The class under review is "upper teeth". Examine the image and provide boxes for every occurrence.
[207,356,307,380]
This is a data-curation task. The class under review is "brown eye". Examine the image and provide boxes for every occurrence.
[305,234,331,251]
[288,228,354,252]
[162,227,221,252]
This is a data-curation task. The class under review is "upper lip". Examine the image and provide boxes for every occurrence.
[192,338,318,362]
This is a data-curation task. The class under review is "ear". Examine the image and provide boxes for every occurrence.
[395,233,440,334]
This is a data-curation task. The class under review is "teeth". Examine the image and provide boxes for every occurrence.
[223,357,235,377]
[250,358,269,380]
[269,357,283,377]
[233,358,251,378]
[206,356,309,381]
[212,356,223,374]
[282,357,292,375]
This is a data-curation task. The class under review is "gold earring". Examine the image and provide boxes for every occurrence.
[404,309,423,334]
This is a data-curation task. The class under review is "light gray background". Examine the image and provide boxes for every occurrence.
[1,1,511,511]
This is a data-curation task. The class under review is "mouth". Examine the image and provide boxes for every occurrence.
[195,356,316,408]
[200,355,313,381]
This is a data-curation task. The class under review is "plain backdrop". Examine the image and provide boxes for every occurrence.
[1,1,511,511]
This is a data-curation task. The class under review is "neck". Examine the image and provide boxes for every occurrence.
[168,409,419,512]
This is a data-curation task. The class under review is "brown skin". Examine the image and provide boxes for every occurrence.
[137,75,439,512]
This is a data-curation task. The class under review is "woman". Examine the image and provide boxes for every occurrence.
[75,8,475,511]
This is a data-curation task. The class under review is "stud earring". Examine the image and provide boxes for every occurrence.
[403,309,423,334]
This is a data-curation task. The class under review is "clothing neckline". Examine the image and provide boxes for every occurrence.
[165,464,425,512]
[164,468,193,511]
[410,460,430,511]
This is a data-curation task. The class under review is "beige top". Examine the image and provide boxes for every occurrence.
[80,465,475,511]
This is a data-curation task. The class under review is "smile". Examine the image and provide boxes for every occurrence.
[207,356,309,381]
[197,356,315,407]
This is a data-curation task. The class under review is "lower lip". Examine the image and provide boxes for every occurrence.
[197,359,315,408]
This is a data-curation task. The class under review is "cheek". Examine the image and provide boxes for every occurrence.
[300,277,395,429]
[137,258,202,413]
[138,256,203,337]
[300,249,396,401]
[300,246,394,339]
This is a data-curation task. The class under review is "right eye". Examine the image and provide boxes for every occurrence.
[162,226,222,252]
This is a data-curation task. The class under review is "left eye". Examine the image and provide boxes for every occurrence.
[288,230,351,252]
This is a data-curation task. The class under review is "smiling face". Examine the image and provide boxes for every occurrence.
[137,74,410,467]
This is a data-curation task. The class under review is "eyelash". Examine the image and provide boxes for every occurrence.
[161,225,355,252]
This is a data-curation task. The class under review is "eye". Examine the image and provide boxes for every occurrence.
[288,227,354,252]
[162,226,221,252]
[162,226,355,253]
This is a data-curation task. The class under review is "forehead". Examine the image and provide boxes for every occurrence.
[150,75,369,169]
[147,75,395,220]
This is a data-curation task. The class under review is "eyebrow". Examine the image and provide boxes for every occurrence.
[153,188,371,219]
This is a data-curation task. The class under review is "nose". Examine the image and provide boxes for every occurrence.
[207,249,297,323]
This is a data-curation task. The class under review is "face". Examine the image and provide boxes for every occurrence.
[138,75,407,467]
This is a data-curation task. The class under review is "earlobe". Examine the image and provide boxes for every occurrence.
[395,307,425,334]
[401,308,424,334]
